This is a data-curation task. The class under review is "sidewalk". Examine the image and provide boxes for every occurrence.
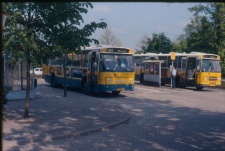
[3,79,131,148]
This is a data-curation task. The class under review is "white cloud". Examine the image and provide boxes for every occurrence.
[93,5,111,13]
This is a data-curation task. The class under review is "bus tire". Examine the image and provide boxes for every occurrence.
[196,86,203,91]
[140,73,144,84]
[112,91,120,95]
[176,76,180,87]
[82,80,87,93]
[51,73,56,87]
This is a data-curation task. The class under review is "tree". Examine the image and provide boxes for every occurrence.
[184,15,215,53]
[143,33,172,53]
[186,3,225,74]
[99,27,122,46]
[3,2,106,118]
[135,34,150,53]
[190,3,225,54]
[172,34,187,53]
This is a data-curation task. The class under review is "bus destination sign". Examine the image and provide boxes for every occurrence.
[204,55,217,59]
[106,48,129,53]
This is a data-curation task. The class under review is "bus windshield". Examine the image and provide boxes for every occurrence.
[201,59,221,72]
[101,54,134,72]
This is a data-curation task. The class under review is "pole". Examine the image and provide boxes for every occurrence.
[3,54,5,87]
[64,53,67,97]
[171,61,173,88]
[32,63,34,100]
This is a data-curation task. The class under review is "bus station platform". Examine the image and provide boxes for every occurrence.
[3,79,131,148]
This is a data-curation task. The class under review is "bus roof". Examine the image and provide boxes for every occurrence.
[134,52,219,58]
[81,45,133,51]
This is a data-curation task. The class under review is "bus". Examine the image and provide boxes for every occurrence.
[134,52,222,90]
[42,45,135,94]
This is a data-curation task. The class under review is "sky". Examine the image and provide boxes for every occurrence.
[82,2,207,50]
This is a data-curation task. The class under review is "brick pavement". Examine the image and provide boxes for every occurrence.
[3,79,131,149]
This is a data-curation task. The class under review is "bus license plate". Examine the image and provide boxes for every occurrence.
[116,88,125,91]
[210,82,216,86]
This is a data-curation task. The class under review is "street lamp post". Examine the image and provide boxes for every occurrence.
[64,53,67,97]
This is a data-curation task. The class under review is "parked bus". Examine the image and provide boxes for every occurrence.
[134,52,222,90]
[42,45,135,94]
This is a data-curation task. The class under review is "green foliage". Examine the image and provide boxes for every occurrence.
[36,2,106,61]
[184,15,216,53]
[172,34,188,53]
[186,3,225,74]
[144,33,172,53]
[2,2,106,118]
[3,2,107,64]
[187,3,225,53]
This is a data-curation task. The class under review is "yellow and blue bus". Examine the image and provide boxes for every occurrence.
[42,45,135,94]
[134,52,222,90]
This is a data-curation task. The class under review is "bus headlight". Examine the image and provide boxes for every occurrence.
[130,79,133,83]
[218,77,221,81]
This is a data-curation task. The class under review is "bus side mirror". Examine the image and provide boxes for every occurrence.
[93,62,98,68]
[197,66,200,71]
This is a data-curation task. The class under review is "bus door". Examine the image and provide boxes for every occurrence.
[179,57,187,86]
[186,57,196,86]
[90,52,98,93]
[195,58,201,85]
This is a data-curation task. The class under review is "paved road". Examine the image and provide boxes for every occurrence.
[3,79,131,150]
[3,80,225,151]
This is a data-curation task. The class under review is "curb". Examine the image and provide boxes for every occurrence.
[5,114,132,144]
[48,114,132,142]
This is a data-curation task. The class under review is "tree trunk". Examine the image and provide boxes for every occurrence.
[24,54,31,118]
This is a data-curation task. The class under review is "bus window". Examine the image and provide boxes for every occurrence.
[173,57,178,68]
[177,56,182,69]
[188,58,196,70]
[100,54,134,72]
[159,56,168,68]
[95,54,99,71]
[201,59,221,72]
[71,54,80,66]
[181,57,187,70]
[196,59,201,71]
[144,63,149,72]
[168,57,173,67]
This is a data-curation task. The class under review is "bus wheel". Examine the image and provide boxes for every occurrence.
[196,86,203,90]
[82,81,87,93]
[112,91,120,95]
[176,76,180,87]
[140,73,144,84]
[161,83,165,86]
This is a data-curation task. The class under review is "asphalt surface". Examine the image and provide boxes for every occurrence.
[3,79,132,149]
